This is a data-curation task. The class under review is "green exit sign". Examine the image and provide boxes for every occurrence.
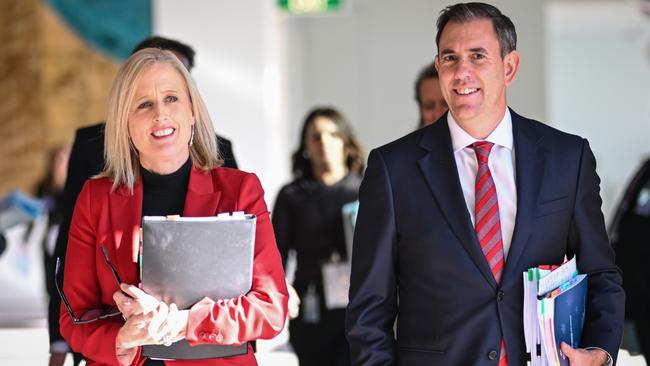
[278,0,342,14]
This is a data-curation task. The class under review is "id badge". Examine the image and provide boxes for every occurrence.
[302,284,320,323]
[321,261,351,309]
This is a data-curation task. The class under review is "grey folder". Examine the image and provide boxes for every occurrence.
[141,214,256,360]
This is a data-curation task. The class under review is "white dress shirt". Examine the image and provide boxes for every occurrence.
[447,109,517,258]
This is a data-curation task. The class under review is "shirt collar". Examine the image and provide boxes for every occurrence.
[447,108,513,153]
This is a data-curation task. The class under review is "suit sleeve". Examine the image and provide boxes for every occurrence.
[59,181,134,365]
[217,135,238,169]
[272,187,293,267]
[185,173,288,345]
[568,139,625,360]
[346,149,398,366]
[49,128,97,347]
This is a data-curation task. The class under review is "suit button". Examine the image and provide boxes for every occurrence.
[488,350,498,360]
[208,333,217,342]
[497,291,504,301]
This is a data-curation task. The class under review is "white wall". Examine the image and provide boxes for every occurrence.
[154,0,291,208]
[154,0,649,223]
[154,0,547,207]
[546,1,650,221]
[286,0,546,154]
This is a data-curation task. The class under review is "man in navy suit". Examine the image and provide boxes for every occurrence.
[346,3,624,366]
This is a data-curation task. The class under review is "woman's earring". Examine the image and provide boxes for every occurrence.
[189,124,195,147]
[302,150,310,159]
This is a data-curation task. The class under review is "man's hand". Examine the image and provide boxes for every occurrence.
[561,342,609,366]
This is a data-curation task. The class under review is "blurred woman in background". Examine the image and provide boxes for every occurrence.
[273,107,364,366]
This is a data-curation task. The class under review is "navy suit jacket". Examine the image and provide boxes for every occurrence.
[346,109,624,365]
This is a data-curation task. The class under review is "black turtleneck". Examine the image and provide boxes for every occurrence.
[141,158,192,217]
[141,159,191,366]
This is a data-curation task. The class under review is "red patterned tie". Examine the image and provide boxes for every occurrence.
[472,141,508,366]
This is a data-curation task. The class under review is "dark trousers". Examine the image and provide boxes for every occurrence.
[289,308,350,366]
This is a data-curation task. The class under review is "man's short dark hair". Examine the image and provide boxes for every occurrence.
[435,2,516,59]
[414,62,439,105]
[131,36,196,70]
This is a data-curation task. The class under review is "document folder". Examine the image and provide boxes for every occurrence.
[522,256,587,366]
[140,213,255,360]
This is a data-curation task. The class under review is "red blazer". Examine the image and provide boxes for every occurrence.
[60,166,289,366]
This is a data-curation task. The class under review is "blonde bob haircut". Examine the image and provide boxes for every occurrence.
[99,48,221,192]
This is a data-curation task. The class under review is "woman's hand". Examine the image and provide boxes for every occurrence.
[287,284,301,319]
[166,305,189,343]
[115,303,182,366]
[116,301,170,349]
[113,284,161,319]
[114,284,189,357]
[116,302,189,348]
[114,290,189,346]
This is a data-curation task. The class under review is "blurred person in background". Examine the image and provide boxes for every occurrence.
[273,107,364,366]
[33,144,72,366]
[610,157,650,360]
[36,145,71,228]
[49,36,238,366]
[59,48,288,365]
[414,61,447,129]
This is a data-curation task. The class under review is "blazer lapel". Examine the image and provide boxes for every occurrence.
[107,166,221,283]
[109,181,142,284]
[418,119,497,288]
[502,110,545,283]
[183,166,222,216]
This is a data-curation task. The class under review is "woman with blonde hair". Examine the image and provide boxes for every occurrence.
[59,48,288,366]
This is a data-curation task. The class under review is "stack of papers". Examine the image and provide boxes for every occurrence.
[522,256,588,366]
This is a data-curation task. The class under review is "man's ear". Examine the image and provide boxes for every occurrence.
[434,55,440,72]
[503,50,520,86]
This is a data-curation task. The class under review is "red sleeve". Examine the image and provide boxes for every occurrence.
[185,173,289,346]
[59,181,139,365]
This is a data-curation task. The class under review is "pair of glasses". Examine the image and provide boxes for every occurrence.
[55,245,123,324]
